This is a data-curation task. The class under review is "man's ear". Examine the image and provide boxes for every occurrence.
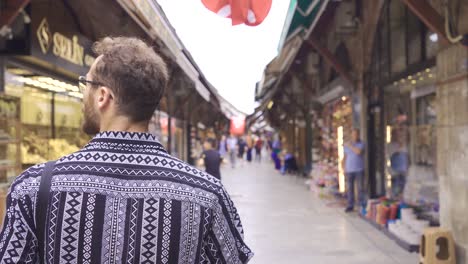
[96,86,114,109]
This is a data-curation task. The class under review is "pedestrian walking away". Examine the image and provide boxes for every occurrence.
[218,134,228,159]
[237,137,247,166]
[343,128,366,213]
[0,37,253,264]
[201,137,222,180]
[227,133,238,168]
[246,133,254,162]
[254,136,264,163]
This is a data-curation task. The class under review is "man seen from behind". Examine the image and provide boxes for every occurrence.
[201,138,222,180]
[0,37,253,264]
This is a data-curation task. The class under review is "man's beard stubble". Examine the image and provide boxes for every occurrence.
[82,100,100,135]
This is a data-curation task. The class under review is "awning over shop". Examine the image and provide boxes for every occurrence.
[254,0,330,115]
[278,0,330,50]
[256,34,303,101]
[219,97,246,119]
[317,77,352,104]
[119,0,212,102]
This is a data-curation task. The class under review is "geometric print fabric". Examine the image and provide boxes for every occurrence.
[0,131,253,263]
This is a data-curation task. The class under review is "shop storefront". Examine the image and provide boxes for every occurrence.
[310,77,354,198]
[170,118,188,160]
[188,123,218,166]
[0,2,95,183]
[362,0,439,251]
[4,68,87,167]
[383,70,438,207]
[149,110,190,161]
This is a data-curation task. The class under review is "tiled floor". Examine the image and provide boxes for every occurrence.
[221,160,418,264]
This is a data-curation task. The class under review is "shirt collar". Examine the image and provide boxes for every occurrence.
[84,131,167,153]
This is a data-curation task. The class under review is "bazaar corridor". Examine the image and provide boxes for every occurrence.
[221,160,417,264]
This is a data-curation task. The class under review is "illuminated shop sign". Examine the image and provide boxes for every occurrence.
[36,18,95,68]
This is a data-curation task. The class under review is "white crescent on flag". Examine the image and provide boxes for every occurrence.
[201,0,272,26]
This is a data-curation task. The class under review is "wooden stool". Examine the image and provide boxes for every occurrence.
[420,227,456,264]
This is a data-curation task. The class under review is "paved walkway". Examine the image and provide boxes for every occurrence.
[221,160,418,264]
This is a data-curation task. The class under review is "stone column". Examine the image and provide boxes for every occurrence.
[437,43,468,262]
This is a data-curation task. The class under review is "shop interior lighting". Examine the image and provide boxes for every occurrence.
[386,126,392,143]
[411,80,417,85]
[400,79,405,83]
[429,74,434,78]
[341,96,347,101]
[429,33,438,42]
[68,92,83,99]
[337,126,345,193]
[267,101,274,109]
[386,125,393,190]
[419,77,424,81]
[407,75,413,80]
[13,76,81,95]
[387,173,392,189]
[393,82,398,86]
[426,68,431,73]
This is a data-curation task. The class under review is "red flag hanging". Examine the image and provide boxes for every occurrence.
[201,0,272,26]
[230,116,246,135]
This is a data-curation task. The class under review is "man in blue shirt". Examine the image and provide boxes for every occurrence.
[342,129,366,213]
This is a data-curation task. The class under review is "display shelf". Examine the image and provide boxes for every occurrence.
[0,95,21,182]
[0,140,20,145]
[359,214,420,253]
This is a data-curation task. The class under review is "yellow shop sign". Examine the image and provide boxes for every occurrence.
[52,33,84,66]
[36,18,94,67]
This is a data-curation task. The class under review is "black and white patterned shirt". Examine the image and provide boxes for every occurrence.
[0,131,253,263]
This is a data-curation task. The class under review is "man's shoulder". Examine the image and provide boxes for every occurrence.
[155,153,224,188]
[9,162,47,198]
[57,149,225,196]
[13,149,83,186]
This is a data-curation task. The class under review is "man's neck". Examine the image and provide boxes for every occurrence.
[100,116,148,133]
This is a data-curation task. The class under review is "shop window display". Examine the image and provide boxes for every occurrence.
[406,93,438,216]
[384,83,438,219]
[149,111,187,160]
[0,95,21,183]
[310,96,353,198]
[3,68,89,170]
[171,119,186,160]
[149,111,169,149]
[384,90,411,199]
[386,125,410,199]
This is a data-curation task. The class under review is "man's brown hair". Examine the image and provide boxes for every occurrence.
[92,37,168,122]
